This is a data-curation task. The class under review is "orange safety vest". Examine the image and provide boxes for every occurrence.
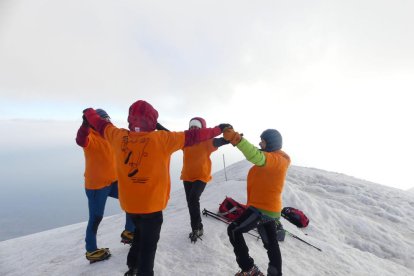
[83,130,117,190]
[104,125,185,213]
[181,139,217,183]
[246,150,291,212]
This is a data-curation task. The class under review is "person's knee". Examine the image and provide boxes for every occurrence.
[263,229,280,248]
[188,196,200,207]
[227,222,237,237]
[93,215,103,223]
[264,239,280,251]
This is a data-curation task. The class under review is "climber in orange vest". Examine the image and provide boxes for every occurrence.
[223,127,291,276]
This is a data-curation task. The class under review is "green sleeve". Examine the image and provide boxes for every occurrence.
[236,138,266,166]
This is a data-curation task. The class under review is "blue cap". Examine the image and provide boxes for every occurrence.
[260,129,282,152]
[96,108,110,119]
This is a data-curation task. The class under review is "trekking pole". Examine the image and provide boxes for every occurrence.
[202,209,261,240]
[285,230,322,252]
[223,154,228,181]
[203,209,231,224]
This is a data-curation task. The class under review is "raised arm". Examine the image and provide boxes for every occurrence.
[212,137,230,148]
[223,128,266,166]
[75,116,91,147]
[83,108,112,137]
[184,127,222,147]
[184,124,232,147]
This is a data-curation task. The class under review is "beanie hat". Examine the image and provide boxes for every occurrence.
[189,117,206,129]
[127,100,159,132]
[96,108,110,119]
[260,129,282,152]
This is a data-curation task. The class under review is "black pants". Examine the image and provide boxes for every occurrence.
[127,211,163,276]
[227,207,282,276]
[183,180,206,231]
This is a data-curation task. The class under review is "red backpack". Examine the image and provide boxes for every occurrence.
[218,197,247,221]
[281,207,309,228]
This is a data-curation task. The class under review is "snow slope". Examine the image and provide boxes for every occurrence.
[1,161,413,276]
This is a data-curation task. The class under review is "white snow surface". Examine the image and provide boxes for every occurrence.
[1,161,413,276]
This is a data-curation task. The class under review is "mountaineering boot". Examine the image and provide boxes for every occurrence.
[234,264,264,276]
[188,228,204,243]
[121,230,134,245]
[124,267,138,276]
[85,248,111,263]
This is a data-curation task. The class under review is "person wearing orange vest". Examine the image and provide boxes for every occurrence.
[181,117,230,243]
[223,127,291,276]
[83,100,229,276]
[76,109,135,263]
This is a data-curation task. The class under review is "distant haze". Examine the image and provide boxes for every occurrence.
[1,1,414,191]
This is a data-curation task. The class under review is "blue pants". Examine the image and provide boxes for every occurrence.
[85,181,135,252]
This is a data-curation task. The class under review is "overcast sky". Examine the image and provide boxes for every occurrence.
[1,0,413,190]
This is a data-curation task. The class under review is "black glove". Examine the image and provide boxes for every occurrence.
[218,123,232,132]
[213,137,230,148]
[156,122,170,132]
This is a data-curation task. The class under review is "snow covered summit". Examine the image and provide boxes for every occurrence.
[1,161,413,275]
